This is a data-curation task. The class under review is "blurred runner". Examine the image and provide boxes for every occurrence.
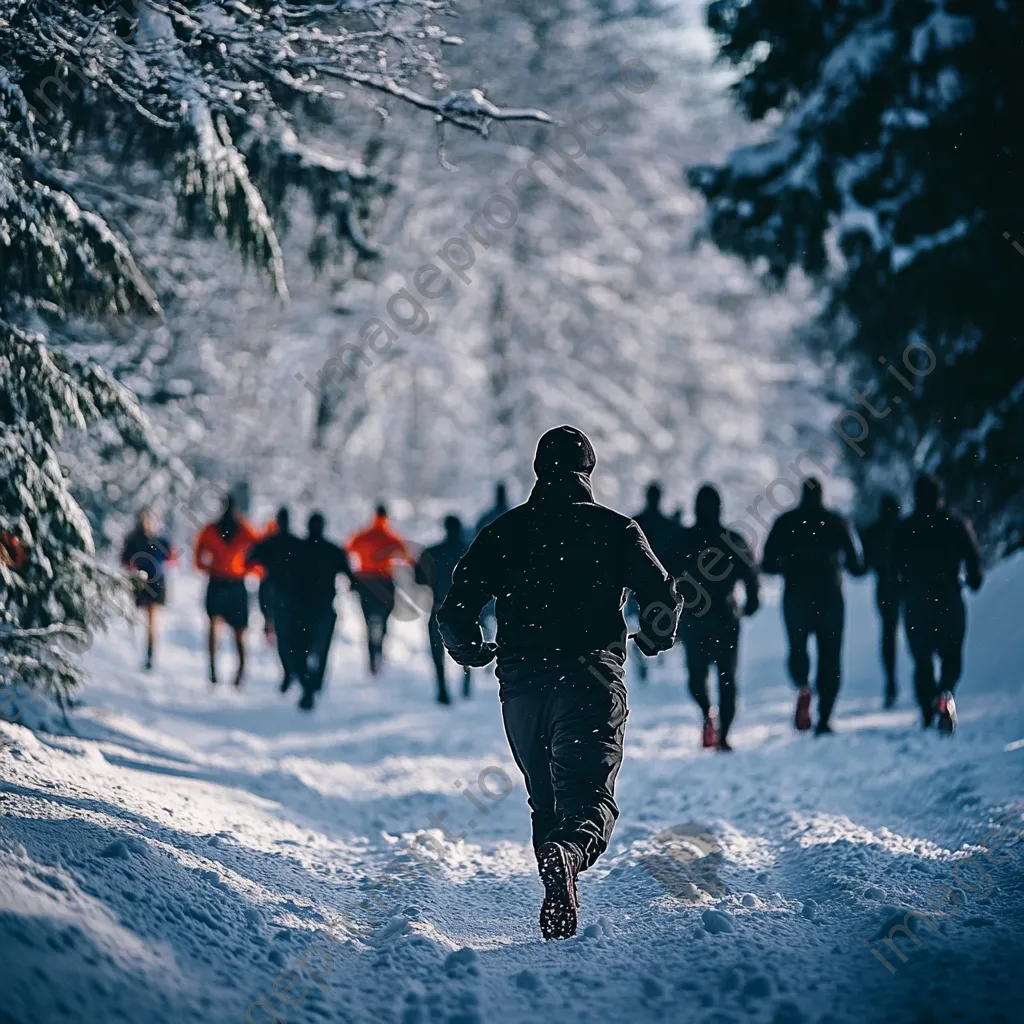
[631,481,683,680]
[120,509,175,670]
[762,478,864,735]
[672,485,759,751]
[256,514,281,644]
[891,474,984,734]
[475,482,513,641]
[474,481,511,535]
[194,495,260,687]
[414,515,472,704]
[247,507,303,692]
[346,504,410,676]
[292,512,353,711]
[860,493,903,708]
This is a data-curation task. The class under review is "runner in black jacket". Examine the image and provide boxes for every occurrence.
[890,474,983,733]
[247,507,303,692]
[672,485,760,751]
[762,478,864,735]
[438,425,681,941]
[859,493,903,708]
[414,515,472,704]
[292,513,354,711]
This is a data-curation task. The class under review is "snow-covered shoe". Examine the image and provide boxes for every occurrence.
[794,687,812,731]
[537,842,580,941]
[298,691,315,711]
[702,711,718,750]
[814,721,834,736]
[717,737,733,753]
[935,692,957,735]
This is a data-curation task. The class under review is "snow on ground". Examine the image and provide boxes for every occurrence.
[1,560,1022,1024]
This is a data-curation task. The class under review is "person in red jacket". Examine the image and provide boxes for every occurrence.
[194,496,261,687]
[346,504,411,675]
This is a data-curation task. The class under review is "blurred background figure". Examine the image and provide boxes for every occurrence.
[120,509,175,671]
[415,515,472,705]
[0,531,27,572]
[673,485,759,752]
[859,493,903,708]
[475,483,513,642]
[474,482,511,536]
[762,478,864,735]
[292,512,353,711]
[256,511,281,644]
[194,495,261,687]
[247,506,303,692]
[630,482,682,681]
[891,474,984,734]
[346,504,411,676]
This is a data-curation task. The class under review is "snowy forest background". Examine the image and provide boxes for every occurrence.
[2,0,1021,699]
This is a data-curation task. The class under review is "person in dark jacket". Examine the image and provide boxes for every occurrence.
[890,474,983,733]
[247,507,304,693]
[860,493,903,708]
[762,478,864,735]
[630,481,682,680]
[672,485,760,751]
[120,509,176,670]
[292,512,354,711]
[633,482,679,567]
[414,515,472,704]
[474,482,511,536]
[474,483,513,640]
[438,425,681,941]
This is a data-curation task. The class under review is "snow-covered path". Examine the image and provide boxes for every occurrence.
[1,564,1022,1024]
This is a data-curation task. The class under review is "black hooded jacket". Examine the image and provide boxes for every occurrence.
[437,471,681,697]
[762,499,864,591]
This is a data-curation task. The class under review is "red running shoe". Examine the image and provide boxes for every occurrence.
[935,692,957,735]
[702,711,719,749]
[795,687,812,731]
[537,842,580,940]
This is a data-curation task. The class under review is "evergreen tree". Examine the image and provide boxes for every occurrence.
[0,0,546,702]
[688,0,1024,556]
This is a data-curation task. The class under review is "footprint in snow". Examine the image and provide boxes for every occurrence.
[702,909,734,934]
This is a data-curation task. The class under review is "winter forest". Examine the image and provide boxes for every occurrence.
[1,1,1022,1023]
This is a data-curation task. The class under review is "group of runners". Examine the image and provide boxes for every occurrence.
[118,486,514,710]
[431,426,986,939]
[119,426,985,937]
[120,450,984,734]
[628,471,983,746]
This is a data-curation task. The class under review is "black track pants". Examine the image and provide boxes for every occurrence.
[782,586,845,727]
[904,592,966,721]
[501,684,627,871]
[681,615,740,741]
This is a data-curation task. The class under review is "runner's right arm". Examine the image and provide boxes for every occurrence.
[436,530,498,667]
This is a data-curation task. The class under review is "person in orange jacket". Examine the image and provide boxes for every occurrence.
[194,495,261,687]
[346,503,411,675]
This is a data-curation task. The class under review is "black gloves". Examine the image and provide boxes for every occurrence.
[447,641,498,668]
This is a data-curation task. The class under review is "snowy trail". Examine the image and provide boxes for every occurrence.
[1,564,1022,1024]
